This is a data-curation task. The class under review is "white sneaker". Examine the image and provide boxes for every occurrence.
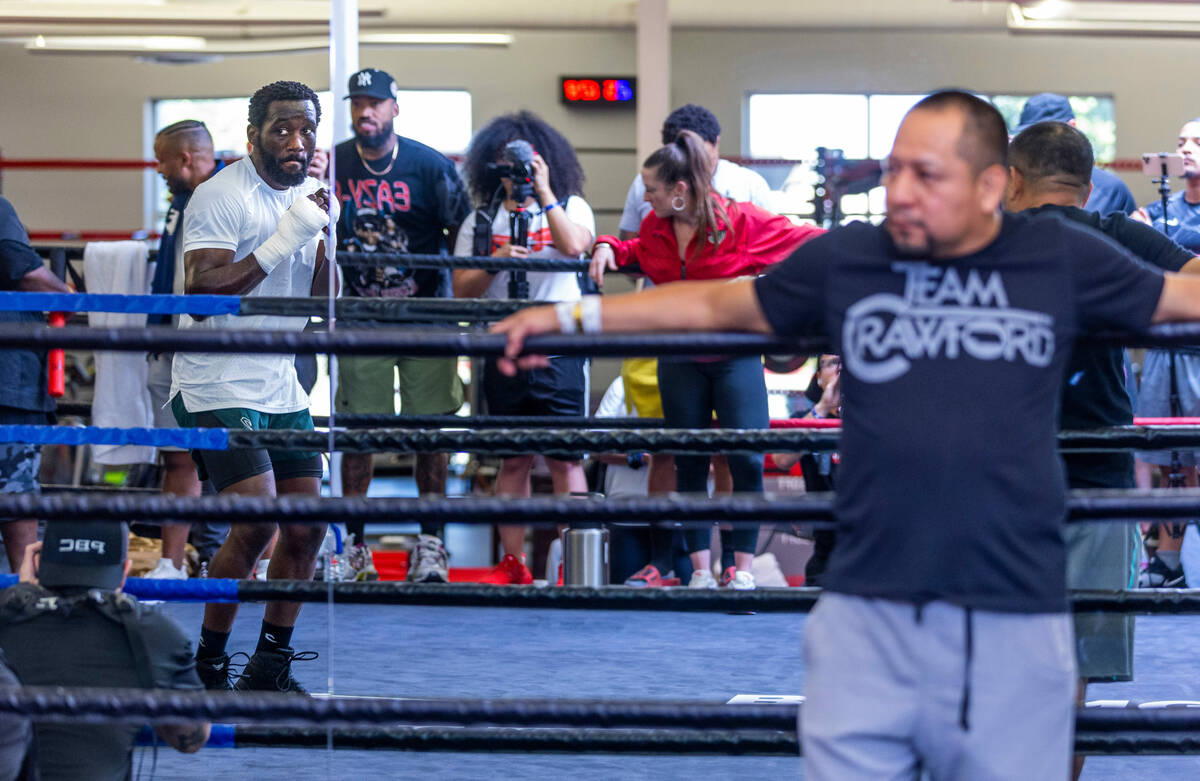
[727,570,756,590]
[407,534,448,583]
[145,558,188,580]
[687,569,718,589]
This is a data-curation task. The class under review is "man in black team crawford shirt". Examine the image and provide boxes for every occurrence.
[492,91,1200,780]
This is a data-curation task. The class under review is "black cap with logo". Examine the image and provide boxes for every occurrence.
[39,522,129,590]
[346,68,399,101]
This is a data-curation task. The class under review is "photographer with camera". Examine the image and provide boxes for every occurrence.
[453,111,594,585]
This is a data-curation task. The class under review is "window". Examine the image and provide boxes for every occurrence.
[746,91,1115,225]
[149,89,471,226]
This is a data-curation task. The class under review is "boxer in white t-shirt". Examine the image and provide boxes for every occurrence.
[171,80,338,695]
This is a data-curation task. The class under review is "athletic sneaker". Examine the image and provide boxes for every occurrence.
[144,558,188,580]
[406,534,448,583]
[688,569,718,589]
[726,570,756,590]
[196,653,240,691]
[1138,555,1188,588]
[345,541,379,582]
[625,564,669,588]
[234,647,318,695]
[479,553,534,585]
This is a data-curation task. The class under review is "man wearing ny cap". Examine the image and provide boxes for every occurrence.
[331,67,471,584]
[1014,93,1136,217]
[0,522,209,780]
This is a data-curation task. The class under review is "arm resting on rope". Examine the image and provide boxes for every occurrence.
[1154,272,1200,322]
[491,278,771,374]
[19,265,70,294]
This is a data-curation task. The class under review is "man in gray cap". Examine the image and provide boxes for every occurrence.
[1015,93,1136,217]
[0,523,209,778]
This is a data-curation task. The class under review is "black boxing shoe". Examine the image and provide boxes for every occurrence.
[234,647,318,695]
[195,652,241,691]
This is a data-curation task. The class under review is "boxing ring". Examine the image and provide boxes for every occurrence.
[0,281,1199,780]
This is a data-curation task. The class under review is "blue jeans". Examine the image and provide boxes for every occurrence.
[657,356,767,555]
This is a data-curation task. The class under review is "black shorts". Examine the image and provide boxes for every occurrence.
[483,356,587,417]
[172,398,323,493]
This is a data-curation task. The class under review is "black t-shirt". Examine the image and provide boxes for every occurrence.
[0,198,53,412]
[754,212,1164,612]
[334,136,471,299]
[0,585,202,781]
[1026,204,1193,489]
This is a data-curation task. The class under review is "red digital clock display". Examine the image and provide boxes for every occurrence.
[560,77,636,106]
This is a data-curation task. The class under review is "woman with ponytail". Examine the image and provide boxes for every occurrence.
[588,130,823,589]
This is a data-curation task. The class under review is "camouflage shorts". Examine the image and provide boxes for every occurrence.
[0,444,40,494]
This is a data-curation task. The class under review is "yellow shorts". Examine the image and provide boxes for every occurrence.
[620,357,663,418]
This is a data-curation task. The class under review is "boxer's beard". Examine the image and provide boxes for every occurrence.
[262,148,310,187]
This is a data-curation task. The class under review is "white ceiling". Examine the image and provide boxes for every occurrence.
[0,0,1014,39]
[6,1,1200,49]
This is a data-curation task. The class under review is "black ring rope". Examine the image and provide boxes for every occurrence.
[2,325,804,357]
[2,686,1199,758]
[212,425,1200,454]
[226,581,1200,615]
[239,296,537,323]
[224,427,843,455]
[231,725,797,755]
[1,488,1198,525]
[207,723,1200,756]
[3,687,1198,734]
[52,403,666,430]
[334,251,591,273]
[16,323,1200,357]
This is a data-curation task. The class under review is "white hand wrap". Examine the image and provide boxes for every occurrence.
[253,195,329,274]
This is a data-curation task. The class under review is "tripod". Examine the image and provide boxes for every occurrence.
[1149,160,1189,561]
[507,206,531,300]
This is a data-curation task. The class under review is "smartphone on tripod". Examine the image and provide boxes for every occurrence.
[1142,153,1186,177]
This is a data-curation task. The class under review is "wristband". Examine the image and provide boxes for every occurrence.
[554,301,578,334]
[579,294,603,334]
[809,408,824,419]
[542,200,565,213]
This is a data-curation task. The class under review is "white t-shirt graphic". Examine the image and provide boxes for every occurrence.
[454,195,595,303]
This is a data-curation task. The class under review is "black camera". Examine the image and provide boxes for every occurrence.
[488,139,536,203]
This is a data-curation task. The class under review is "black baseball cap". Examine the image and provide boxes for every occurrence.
[39,522,129,590]
[1015,93,1075,134]
[346,68,399,101]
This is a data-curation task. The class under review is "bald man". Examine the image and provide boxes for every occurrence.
[146,120,224,581]
[494,90,1200,779]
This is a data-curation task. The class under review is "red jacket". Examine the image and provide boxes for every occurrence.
[595,196,824,284]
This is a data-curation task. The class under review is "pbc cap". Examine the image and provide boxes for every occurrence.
[346,68,399,101]
[1015,93,1075,134]
[39,521,128,590]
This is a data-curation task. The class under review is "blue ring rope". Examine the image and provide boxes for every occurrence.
[0,426,228,450]
[0,291,240,316]
[0,574,239,602]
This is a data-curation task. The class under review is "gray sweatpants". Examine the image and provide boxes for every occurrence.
[802,592,1075,781]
